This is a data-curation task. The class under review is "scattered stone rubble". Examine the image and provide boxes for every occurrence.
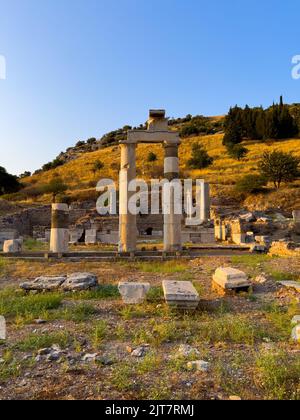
[176,345,200,358]
[212,267,251,293]
[269,241,300,257]
[127,345,150,358]
[20,273,98,292]
[187,360,210,373]
[3,239,23,253]
[291,315,300,343]
[278,281,300,293]
[118,282,151,305]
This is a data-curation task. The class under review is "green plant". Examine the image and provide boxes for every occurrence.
[14,331,70,352]
[135,261,188,274]
[0,166,21,195]
[194,314,263,345]
[0,289,63,319]
[111,363,133,392]
[23,238,48,252]
[136,352,162,375]
[147,152,158,162]
[41,177,68,202]
[67,285,120,300]
[235,174,267,194]
[256,351,300,400]
[227,143,249,161]
[259,150,300,189]
[146,287,164,303]
[187,143,213,169]
[58,303,96,323]
[91,320,108,348]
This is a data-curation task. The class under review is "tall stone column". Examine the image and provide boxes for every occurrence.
[200,180,211,222]
[164,143,182,252]
[293,210,300,234]
[119,143,137,252]
[50,203,69,253]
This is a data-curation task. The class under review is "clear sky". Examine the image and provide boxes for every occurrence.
[0,0,300,175]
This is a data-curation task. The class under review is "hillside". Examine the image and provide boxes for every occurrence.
[12,133,300,211]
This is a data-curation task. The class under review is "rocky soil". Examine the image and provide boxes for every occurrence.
[0,255,299,400]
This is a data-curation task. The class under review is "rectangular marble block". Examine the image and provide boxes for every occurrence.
[118,282,151,305]
[279,281,300,293]
[213,267,251,290]
[163,281,200,310]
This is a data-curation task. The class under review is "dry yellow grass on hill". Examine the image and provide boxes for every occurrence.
[19,134,300,209]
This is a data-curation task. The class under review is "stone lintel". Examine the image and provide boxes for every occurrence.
[124,130,180,145]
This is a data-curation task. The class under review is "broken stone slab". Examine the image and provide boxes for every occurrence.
[82,353,98,362]
[62,273,98,291]
[212,267,251,292]
[254,274,268,284]
[291,316,300,326]
[163,281,200,310]
[118,282,151,304]
[38,345,64,362]
[291,325,300,343]
[131,346,149,358]
[279,281,300,293]
[239,212,256,223]
[250,244,267,254]
[187,360,210,373]
[20,273,98,292]
[3,239,22,253]
[20,276,66,291]
[255,236,271,244]
[176,344,200,358]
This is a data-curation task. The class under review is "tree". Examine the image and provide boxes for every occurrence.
[180,124,199,138]
[75,141,85,148]
[259,151,300,189]
[42,178,68,202]
[235,174,267,194]
[187,143,213,169]
[91,160,104,177]
[0,167,21,195]
[147,152,158,162]
[86,138,97,145]
[42,158,63,172]
[227,144,249,161]
[19,171,31,179]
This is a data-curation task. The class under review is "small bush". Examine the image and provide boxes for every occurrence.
[58,303,96,323]
[187,143,213,169]
[14,332,70,352]
[90,320,108,348]
[227,143,249,160]
[147,152,158,163]
[0,289,63,318]
[235,174,267,194]
[256,351,300,400]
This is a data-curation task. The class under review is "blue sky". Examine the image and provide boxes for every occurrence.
[0,0,300,174]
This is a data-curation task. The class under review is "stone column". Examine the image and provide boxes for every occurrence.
[50,203,69,253]
[200,180,211,222]
[293,210,300,234]
[164,143,182,252]
[119,143,137,252]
